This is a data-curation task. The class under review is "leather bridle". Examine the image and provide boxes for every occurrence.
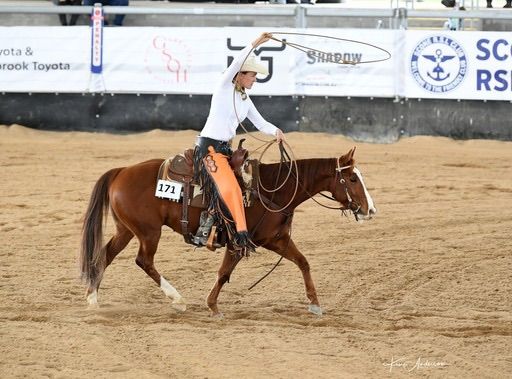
[254,143,362,220]
[315,157,362,220]
[335,157,362,214]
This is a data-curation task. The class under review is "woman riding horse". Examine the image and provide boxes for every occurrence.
[192,32,285,255]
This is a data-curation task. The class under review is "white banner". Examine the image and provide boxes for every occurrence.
[0,26,396,96]
[101,27,396,96]
[0,26,510,101]
[101,27,294,95]
[404,31,512,101]
[289,29,399,97]
[0,27,90,92]
[102,27,222,94]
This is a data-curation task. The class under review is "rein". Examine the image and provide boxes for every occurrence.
[232,32,376,211]
[256,142,300,214]
[246,145,294,290]
[247,151,358,290]
[233,33,380,288]
[268,145,358,215]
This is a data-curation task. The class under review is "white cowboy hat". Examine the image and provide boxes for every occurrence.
[241,55,269,75]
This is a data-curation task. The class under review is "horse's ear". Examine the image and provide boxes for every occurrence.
[349,146,356,160]
[340,147,356,166]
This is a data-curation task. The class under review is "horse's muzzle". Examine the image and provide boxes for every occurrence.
[355,206,377,222]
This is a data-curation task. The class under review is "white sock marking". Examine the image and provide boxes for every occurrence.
[160,276,181,301]
[86,290,98,305]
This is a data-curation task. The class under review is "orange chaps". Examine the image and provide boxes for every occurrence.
[203,146,247,233]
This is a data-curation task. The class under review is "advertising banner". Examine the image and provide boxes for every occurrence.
[101,27,294,95]
[0,27,90,92]
[102,27,396,96]
[0,26,396,97]
[289,29,398,97]
[404,31,512,101]
[0,26,510,101]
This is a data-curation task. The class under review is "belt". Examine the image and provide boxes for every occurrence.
[195,136,232,157]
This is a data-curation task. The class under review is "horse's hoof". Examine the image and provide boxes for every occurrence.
[87,302,100,310]
[210,312,224,320]
[308,304,323,316]
[171,298,187,313]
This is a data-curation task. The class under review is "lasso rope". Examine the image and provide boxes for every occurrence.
[230,33,389,288]
[268,31,392,65]
[233,31,391,143]
[233,32,391,208]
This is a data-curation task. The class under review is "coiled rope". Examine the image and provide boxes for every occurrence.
[232,32,390,289]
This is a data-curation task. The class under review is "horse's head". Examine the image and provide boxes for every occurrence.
[331,147,376,221]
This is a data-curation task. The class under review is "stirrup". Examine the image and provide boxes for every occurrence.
[191,234,208,247]
[193,211,215,247]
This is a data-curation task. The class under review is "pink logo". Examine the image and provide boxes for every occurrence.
[145,36,192,85]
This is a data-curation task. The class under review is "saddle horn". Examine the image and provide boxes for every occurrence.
[230,139,249,172]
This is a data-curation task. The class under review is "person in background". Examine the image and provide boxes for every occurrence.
[192,32,285,255]
[441,1,466,30]
[444,0,511,8]
[52,0,81,26]
[82,0,130,26]
[486,0,512,7]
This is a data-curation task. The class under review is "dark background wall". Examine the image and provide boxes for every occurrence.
[1,3,510,141]
[1,93,510,142]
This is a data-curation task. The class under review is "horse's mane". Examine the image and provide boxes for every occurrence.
[260,157,336,174]
[259,158,336,191]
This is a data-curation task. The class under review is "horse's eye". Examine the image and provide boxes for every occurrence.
[350,174,357,183]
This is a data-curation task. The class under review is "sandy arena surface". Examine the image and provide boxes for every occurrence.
[0,124,511,378]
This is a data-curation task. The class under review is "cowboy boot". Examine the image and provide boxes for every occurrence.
[505,1,511,8]
[192,211,215,246]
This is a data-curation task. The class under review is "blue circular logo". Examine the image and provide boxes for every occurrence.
[410,35,467,93]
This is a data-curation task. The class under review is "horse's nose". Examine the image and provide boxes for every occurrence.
[369,207,377,217]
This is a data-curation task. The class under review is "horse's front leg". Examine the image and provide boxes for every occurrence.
[206,248,242,318]
[264,236,322,316]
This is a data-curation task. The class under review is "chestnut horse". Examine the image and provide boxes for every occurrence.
[79,147,376,316]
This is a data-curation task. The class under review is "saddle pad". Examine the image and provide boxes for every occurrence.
[155,156,259,208]
[156,157,205,206]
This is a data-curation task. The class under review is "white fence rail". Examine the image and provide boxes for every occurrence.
[0,4,511,29]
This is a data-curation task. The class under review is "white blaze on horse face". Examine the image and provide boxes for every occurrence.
[353,167,376,217]
[160,276,182,301]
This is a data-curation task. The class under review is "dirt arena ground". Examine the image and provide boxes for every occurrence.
[0,124,510,378]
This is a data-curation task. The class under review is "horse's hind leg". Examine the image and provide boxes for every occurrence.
[207,248,242,318]
[134,229,186,312]
[86,224,134,306]
[265,236,322,316]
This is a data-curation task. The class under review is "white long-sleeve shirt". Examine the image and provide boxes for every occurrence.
[199,45,278,142]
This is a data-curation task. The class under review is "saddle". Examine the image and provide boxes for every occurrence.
[167,148,194,179]
[156,142,259,245]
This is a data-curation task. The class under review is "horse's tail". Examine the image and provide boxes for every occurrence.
[79,167,122,288]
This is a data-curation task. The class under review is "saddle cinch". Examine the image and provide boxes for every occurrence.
[156,142,259,244]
